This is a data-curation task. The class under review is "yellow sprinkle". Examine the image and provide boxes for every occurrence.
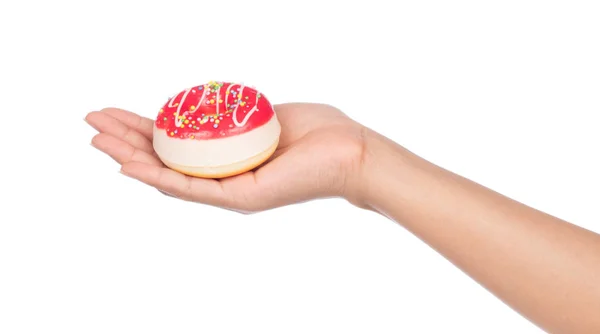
[210,99,215,104]
[190,135,195,139]
[245,96,248,100]
[170,132,174,136]
[190,105,196,111]
[173,112,176,116]
[237,93,242,98]
[192,121,196,124]
[159,109,164,113]
[215,120,220,124]
[219,99,223,103]
[174,103,179,106]
[184,119,189,124]
[180,124,185,128]
[240,102,246,106]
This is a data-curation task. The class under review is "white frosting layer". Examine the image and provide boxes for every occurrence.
[153,115,281,167]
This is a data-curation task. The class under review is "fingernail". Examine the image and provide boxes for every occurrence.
[159,189,177,198]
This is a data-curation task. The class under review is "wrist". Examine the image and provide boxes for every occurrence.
[349,128,427,213]
[343,127,409,210]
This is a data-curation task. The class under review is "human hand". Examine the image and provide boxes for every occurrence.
[85,103,367,213]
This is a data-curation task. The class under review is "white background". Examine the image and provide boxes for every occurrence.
[1,1,599,333]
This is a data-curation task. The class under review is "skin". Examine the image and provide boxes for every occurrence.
[85,104,600,333]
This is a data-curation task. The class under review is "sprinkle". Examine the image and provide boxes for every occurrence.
[190,135,195,139]
[174,130,178,134]
[163,117,167,121]
[210,118,214,122]
[219,99,223,103]
[213,124,218,128]
[174,103,179,106]
[229,125,233,128]
[245,96,248,100]
[215,119,220,124]
[240,102,246,106]
[173,112,177,116]
[159,109,164,113]
[180,124,185,128]
[192,121,196,124]
[210,99,215,104]
[190,106,196,111]
[237,93,242,98]
[184,120,189,124]
[170,132,174,136]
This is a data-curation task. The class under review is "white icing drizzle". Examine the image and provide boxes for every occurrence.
[223,83,260,127]
[169,84,207,127]
[216,87,220,116]
[168,82,262,129]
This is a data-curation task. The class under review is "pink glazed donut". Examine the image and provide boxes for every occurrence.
[153,81,280,178]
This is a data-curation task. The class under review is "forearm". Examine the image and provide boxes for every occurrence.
[360,129,600,333]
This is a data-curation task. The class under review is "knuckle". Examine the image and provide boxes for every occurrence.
[123,127,134,140]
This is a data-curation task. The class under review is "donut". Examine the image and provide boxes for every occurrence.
[152,81,281,178]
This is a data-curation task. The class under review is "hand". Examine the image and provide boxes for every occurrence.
[85,103,367,213]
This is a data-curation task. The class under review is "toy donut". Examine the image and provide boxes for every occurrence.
[153,81,280,178]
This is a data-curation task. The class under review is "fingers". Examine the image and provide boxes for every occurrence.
[86,111,155,155]
[98,108,155,140]
[87,107,273,211]
[91,133,162,166]
[120,161,230,207]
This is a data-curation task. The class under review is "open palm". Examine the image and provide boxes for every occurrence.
[85,103,366,212]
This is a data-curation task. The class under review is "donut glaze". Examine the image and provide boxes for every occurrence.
[152,81,280,178]
[154,81,275,140]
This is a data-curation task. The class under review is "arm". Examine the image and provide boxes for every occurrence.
[359,129,600,334]
[87,105,600,333]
